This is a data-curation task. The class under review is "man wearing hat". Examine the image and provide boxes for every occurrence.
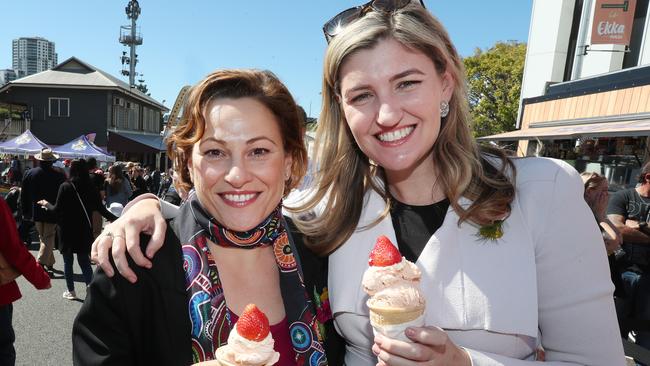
[20,148,66,273]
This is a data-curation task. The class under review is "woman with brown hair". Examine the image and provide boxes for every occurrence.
[104,164,132,209]
[93,1,624,365]
[72,69,334,365]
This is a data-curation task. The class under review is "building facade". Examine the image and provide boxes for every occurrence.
[482,0,650,189]
[0,57,168,167]
[12,37,58,78]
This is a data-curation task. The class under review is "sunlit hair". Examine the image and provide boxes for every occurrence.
[107,164,125,193]
[293,4,515,255]
[168,69,307,195]
[580,172,607,192]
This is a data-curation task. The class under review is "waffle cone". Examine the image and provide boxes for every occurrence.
[367,303,425,326]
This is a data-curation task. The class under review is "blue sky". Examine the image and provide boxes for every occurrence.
[0,1,532,117]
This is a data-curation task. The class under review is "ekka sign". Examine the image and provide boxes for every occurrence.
[591,0,637,45]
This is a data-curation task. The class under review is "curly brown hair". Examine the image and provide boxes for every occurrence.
[167,69,307,195]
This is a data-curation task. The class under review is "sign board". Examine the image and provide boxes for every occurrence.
[591,0,637,45]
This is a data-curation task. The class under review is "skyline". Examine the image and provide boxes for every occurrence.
[0,1,532,117]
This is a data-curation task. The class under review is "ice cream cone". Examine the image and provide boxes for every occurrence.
[368,303,425,342]
[368,303,425,325]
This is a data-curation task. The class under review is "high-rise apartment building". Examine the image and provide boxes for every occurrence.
[12,37,57,78]
[0,69,16,85]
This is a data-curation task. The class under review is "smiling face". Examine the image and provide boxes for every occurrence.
[187,97,292,231]
[338,37,454,179]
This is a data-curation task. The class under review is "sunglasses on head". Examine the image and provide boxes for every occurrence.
[322,0,426,43]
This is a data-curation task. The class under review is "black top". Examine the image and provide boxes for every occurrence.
[20,165,66,222]
[607,188,650,224]
[50,181,117,254]
[390,198,450,263]
[72,217,345,366]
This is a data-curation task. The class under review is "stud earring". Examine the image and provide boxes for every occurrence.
[440,101,450,118]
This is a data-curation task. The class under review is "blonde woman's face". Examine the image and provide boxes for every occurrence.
[187,97,292,231]
[338,38,454,176]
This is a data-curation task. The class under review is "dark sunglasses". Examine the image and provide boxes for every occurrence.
[322,0,426,43]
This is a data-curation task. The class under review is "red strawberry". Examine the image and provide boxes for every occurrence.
[369,235,401,267]
[236,304,270,342]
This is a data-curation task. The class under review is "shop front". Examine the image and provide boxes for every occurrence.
[480,65,650,190]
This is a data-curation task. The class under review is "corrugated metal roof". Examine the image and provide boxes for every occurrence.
[2,57,168,111]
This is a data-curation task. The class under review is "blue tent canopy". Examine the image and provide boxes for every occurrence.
[53,134,116,162]
[0,129,50,155]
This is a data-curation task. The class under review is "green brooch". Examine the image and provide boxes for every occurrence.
[478,220,505,241]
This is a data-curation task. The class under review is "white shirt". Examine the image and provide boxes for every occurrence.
[328,157,625,365]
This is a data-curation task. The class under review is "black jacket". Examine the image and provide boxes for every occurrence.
[73,226,191,366]
[72,218,345,365]
[20,165,66,222]
[49,181,117,254]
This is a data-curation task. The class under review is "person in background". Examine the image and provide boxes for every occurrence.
[150,166,161,197]
[8,156,22,186]
[38,160,117,300]
[87,158,106,239]
[129,165,148,199]
[0,196,51,365]
[607,162,650,355]
[93,2,625,365]
[581,172,625,298]
[20,148,66,274]
[162,168,185,206]
[104,165,132,209]
[581,172,623,255]
[157,168,174,198]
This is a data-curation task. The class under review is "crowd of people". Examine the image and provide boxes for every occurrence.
[0,151,179,363]
[0,0,647,365]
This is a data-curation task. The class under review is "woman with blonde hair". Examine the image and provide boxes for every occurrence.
[580,172,624,297]
[92,1,624,365]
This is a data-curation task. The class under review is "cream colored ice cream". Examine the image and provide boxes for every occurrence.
[213,326,280,366]
[362,257,422,296]
[362,236,426,342]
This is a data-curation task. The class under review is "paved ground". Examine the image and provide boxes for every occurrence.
[12,243,91,366]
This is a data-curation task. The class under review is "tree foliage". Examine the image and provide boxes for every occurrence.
[463,41,526,138]
[136,82,150,96]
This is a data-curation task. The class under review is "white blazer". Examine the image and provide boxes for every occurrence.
[328,157,625,365]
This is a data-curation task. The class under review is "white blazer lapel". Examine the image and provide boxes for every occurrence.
[329,191,539,338]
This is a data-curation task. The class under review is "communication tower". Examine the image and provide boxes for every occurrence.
[119,0,142,88]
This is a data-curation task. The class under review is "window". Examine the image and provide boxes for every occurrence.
[48,97,69,117]
[622,0,650,68]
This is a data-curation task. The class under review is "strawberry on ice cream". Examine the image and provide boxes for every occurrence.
[214,304,280,366]
[361,235,426,342]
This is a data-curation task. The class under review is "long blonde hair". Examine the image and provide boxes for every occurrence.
[291,4,515,255]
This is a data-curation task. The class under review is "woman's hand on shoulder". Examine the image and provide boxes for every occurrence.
[372,327,471,366]
[91,197,167,283]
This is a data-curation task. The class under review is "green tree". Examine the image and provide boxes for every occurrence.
[463,41,526,138]
[136,82,150,96]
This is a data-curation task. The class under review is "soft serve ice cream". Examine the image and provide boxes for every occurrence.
[361,235,425,342]
[214,304,280,366]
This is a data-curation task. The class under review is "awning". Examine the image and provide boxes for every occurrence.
[107,131,166,153]
[478,119,650,141]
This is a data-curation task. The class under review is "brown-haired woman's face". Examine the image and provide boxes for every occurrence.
[338,38,454,177]
[187,97,292,231]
